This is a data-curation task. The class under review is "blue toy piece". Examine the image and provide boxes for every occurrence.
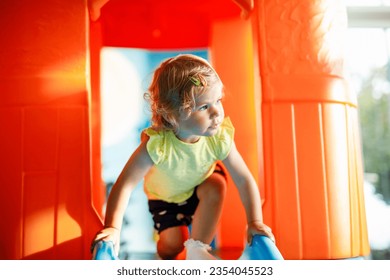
[239,235,284,260]
[91,241,119,260]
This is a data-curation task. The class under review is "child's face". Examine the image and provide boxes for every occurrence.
[176,84,224,143]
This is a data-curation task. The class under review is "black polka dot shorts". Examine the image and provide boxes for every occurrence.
[148,163,226,234]
[148,188,199,234]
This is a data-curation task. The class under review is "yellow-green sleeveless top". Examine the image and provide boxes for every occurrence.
[143,117,234,203]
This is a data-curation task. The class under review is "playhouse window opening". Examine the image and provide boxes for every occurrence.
[99,47,208,258]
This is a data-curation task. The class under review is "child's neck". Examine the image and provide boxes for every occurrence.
[174,132,200,144]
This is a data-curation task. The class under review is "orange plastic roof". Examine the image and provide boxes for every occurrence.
[98,0,242,49]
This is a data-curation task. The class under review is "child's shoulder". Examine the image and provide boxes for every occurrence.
[220,117,234,130]
[216,117,235,139]
[208,117,235,160]
[141,126,167,140]
[141,127,170,165]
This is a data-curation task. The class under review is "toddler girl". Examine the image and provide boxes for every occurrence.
[93,54,274,260]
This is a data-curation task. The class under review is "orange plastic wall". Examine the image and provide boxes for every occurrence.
[255,1,370,259]
[0,0,370,259]
[0,0,104,259]
[210,18,263,251]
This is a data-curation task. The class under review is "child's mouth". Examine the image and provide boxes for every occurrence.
[210,122,221,129]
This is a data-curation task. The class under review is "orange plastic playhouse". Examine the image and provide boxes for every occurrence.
[0,0,369,259]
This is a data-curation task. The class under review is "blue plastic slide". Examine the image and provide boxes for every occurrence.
[91,240,119,260]
[239,235,284,260]
[92,235,283,260]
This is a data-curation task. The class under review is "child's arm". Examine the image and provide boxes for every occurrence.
[93,138,154,253]
[222,141,274,244]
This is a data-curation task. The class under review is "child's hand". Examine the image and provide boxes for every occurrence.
[91,227,120,255]
[247,220,275,244]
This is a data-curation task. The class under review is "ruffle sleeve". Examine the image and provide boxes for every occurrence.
[211,117,235,160]
[142,128,166,165]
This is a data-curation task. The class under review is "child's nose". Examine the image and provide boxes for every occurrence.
[210,105,221,118]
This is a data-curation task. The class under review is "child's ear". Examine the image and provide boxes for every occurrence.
[178,106,192,120]
[162,115,173,127]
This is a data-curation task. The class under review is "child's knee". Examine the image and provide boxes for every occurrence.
[211,177,227,199]
[157,238,184,259]
[198,174,227,201]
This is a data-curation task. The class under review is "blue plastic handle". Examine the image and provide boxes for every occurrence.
[91,241,119,260]
[239,235,284,260]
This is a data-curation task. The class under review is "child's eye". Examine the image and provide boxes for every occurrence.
[198,105,208,111]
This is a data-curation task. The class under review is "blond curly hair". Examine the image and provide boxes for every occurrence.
[144,54,222,132]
